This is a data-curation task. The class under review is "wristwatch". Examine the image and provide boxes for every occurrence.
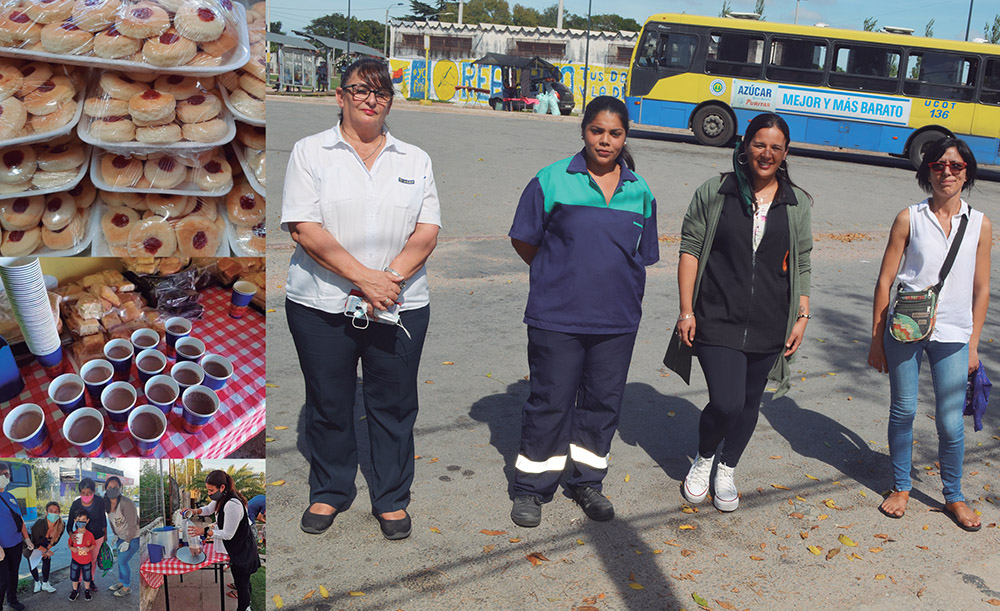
[384,267,406,290]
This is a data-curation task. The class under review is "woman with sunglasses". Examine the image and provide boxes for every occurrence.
[868,137,991,531]
[665,112,813,513]
[281,58,441,540]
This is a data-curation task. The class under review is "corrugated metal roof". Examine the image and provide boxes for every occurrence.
[291,31,386,58]
[265,32,317,51]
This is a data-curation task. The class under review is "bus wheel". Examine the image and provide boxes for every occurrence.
[908,130,946,169]
[692,105,735,146]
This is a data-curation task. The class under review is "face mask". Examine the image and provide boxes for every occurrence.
[74,522,86,531]
[46,513,59,523]
[0,475,8,489]
[80,493,94,503]
[106,488,120,499]
[209,491,223,501]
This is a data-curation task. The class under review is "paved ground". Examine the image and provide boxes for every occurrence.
[18,546,141,611]
[145,563,244,611]
[264,98,1000,611]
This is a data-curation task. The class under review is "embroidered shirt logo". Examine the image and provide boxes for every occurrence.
[398,177,415,184]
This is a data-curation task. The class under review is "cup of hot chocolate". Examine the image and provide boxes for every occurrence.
[80,359,114,405]
[62,407,105,457]
[136,349,167,385]
[174,337,206,364]
[181,385,219,434]
[3,403,50,456]
[101,381,137,431]
[144,375,179,415]
[103,339,134,382]
[164,317,192,358]
[130,328,161,354]
[200,354,233,391]
[128,405,168,456]
[47,373,85,415]
[229,281,257,319]
[170,362,204,405]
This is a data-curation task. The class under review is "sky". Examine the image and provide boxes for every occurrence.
[266,0,998,43]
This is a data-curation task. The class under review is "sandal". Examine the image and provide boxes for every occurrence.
[878,490,908,519]
[943,501,981,532]
[226,591,238,599]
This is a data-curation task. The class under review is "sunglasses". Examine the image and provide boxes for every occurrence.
[928,161,967,173]
[341,83,392,104]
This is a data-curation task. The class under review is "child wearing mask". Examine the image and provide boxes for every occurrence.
[67,509,95,601]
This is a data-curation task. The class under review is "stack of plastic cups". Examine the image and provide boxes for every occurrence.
[0,258,64,377]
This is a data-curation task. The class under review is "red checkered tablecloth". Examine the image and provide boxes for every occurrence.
[140,543,230,589]
[0,286,265,458]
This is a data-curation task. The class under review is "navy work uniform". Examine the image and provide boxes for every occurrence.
[508,151,659,500]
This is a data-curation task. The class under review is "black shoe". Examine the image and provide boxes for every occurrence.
[571,486,614,521]
[88,582,97,592]
[300,507,336,534]
[511,495,542,527]
[9,602,24,611]
[373,511,411,540]
[84,590,92,602]
[69,591,79,601]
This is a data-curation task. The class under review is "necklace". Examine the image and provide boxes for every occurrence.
[358,134,384,163]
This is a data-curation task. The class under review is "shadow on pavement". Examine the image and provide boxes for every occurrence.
[617,382,703,483]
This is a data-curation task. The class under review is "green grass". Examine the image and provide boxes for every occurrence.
[250,566,265,611]
[17,577,32,593]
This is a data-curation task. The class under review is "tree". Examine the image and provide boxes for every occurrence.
[755,0,765,20]
[719,0,732,18]
[540,4,559,27]
[31,464,55,503]
[863,17,878,32]
[512,4,541,27]
[188,464,265,506]
[460,0,513,25]
[563,13,640,32]
[404,0,447,20]
[924,18,934,38]
[305,13,384,49]
[985,15,1000,44]
[269,21,284,34]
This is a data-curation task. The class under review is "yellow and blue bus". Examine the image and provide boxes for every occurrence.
[626,13,1000,167]
[4,459,38,521]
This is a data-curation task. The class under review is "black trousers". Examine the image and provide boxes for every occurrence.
[513,327,637,500]
[286,299,430,514]
[695,344,780,467]
[229,563,252,611]
[30,555,50,581]
[0,542,22,606]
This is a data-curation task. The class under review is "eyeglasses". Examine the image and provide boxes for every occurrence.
[341,83,392,104]
[929,161,967,173]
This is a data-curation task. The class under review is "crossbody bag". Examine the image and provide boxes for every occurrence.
[889,212,969,343]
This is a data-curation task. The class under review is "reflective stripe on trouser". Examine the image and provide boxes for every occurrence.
[513,326,636,500]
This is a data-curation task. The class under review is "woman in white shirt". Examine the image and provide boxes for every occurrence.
[280,58,441,540]
[868,137,991,531]
[182,471,259,611]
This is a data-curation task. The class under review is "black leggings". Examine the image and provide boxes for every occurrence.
[0,542,22,606]
[696,344,780,467]
[229,563,253,611]
[30,556,51,582]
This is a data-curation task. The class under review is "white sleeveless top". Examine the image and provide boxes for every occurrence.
[894,199,983,343]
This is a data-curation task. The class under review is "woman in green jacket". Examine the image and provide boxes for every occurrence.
[665,112,813,512]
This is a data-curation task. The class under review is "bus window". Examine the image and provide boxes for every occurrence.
[7,462,30,489]
[904,51,978,102]
[706,31,764,78]
[768,37,827,85]
[982,58,1000,105]
[828,45,901,93]
[636,30,697,70]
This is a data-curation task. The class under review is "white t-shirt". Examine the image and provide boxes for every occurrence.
[197,498,246,558]
[895,199,984,343]
[280,123,442,314]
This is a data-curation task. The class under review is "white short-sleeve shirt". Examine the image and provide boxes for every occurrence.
[280,123,442,314]
[895,198,984,343]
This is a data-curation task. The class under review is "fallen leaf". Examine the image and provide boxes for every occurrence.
[771,484,791,490]
[826,548,840,560]
[807,545,822,555]
[682,506,699,514]
[667,411,675,417]
[273,426,288,430]
[664,540,681,547]
[681,549,695,557]
[769,456,783,459]
[796,495,808,501]
[318,586,329,598]
[679,525,697,530]
[268,480,285,486]
[838,535,857,547]
[859,491,867,497]
[624,473,631,483]
[266,309,276,313]
[480,529,507,536]
[509,538,521,543]
[265,383,279,389]
[917,587,926,598]
[869,547,884,553]
[265,437,275,442]
[916,545,929,550]
[482,544,495,553]
[805,474,819,480]
[789,512,805,519]
[576,539,585,545]
[716,600,738,610]
[628,583,644,590]
[629,571,636,581]
[273,595,283,608]
[348,591,365,596]
[653,549,663,554]
[302,590,315,601]
[800,532,809,539]
[424,380,435,384]
[442,361,454,365]
[986,599,1000,606]
[749,555,764,561]
[818,514,829,520]
[428,458,439,463]
[526,552,549,566]
[429,527,441,534]
[874,533,889,540]
[875,574,886,580]
[692,592,710,607]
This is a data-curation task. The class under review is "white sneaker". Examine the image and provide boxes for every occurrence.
[41,582,56,593]
[713,463,739,512]
[33,581,40,593]
[683,454,714,504]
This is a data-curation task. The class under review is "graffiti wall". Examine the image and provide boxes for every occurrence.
[389,58,628,111]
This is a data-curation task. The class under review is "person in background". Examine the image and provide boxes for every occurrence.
[0,462,32,611]
[104,476,139,597]
[868,137,991,531]
[246,494,265,546]
[66,508,95,602]
[26,501,62,594]
[182,471,260,611]
[317,62,328,93]
[69,478,106,594]
[281,57,440,540]
[508,96,659,527]
[666,112,813,513]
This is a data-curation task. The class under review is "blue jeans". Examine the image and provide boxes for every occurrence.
[884,331,968,503]
[117,537,139,588]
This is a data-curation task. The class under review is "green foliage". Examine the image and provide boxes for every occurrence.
[863,17,878,32]
[30,463,55,497]
[562,13,641,32]
[924,18,934,38]
[305,13,384,49]
[250,566,265,611]
[720,0,732,18]
[512,4,540,27]
[188,464,265,506]
[269,21,283,34]
[404,0,447,20]
[986,15,1000,44]
[460,0,513,25]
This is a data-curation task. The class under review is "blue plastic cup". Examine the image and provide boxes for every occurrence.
[170,362,204,406]
[101,381,137,432]
[181,385,219,434]
[81,359,114,405]
[103,339,134,382]
[147,543,164,563]
[164,317,192,358]
[35,346,65,378]
[3,403,51,456]
[0,336,24,402]
[229,281,256,319]
[62,407,104,457]
[135,349,167,385]
[199,354,233,391]
[144,375,179,415]
[48,373,86,415]
[128,405,167,457]
[130,328,160,354]
[174,337,206,364]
